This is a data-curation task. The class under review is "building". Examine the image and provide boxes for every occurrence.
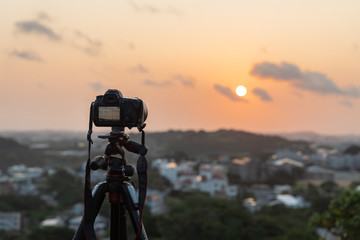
[154,159,238,199]
[41,217,65,228]
[306,166,334,181]
[229,157,263,181]
[269,194,307,208]
[0,212,21,231]
[0,175,14,195]
[272,158,304,173]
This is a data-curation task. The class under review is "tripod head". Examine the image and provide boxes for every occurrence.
[90,127,147,180]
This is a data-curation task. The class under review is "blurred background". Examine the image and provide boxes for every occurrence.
[1,1,360,239]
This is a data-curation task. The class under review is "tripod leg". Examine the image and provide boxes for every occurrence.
[120,182,148,240]
[73,182,109,240]
[110,203,127,240]
[119,204,127,240]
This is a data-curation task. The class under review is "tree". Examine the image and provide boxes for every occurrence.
[343,145,360,155]
[41,169,83,208]
[157,194,262,240]
[26,227,74,240]
[310,189,360,240]
[255,205,318,240]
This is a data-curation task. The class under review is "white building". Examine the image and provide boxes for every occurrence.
[0,212,21,231]
[269,194,307,208]
[153,159,238,199]
[184,164,238,198]
[41,217,65,228]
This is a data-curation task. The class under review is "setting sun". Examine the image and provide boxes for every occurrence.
[236,85,247,97]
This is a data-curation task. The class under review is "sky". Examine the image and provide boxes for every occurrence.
[1,0,360,135]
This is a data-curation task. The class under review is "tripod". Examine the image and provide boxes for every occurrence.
[73,127,148,240]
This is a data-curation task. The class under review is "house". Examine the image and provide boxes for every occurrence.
[269,194,307,208]
[194,164,238,198]
[0,212,21,231]
[229,157,264,181]
[41,217,65,228]
[273,185,292,195]
[243,198,259,213]
[0,175,14,195]
[306,166,334,181]
[272,158,304,173]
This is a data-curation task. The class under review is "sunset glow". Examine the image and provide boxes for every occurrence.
[0,1,359,135]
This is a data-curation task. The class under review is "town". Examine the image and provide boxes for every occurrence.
[0,130,359,239]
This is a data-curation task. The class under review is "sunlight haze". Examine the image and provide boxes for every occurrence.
[1,0,360,135]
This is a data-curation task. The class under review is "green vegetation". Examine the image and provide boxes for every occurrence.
[343,144,360,155]
[39,169,83,208]
[146,130,309,158]
[310,189,360,240]
[26,227,74,240]
[143,192,317,240]
[0,137,44,171]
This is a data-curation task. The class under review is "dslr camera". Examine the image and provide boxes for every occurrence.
[93,89,147,129]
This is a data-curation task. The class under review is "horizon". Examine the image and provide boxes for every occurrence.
[1,127,359,138]
[1,1,360,135]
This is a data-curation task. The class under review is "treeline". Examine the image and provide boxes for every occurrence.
[144,129,309,158]
[0,137,44,171]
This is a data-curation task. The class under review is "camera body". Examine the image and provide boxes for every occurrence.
[93,89,147,129]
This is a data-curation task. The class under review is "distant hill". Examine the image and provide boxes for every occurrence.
[0,130,309,169]
[144,129,309,158]
[278,131,360,146]
[0,137,44,171]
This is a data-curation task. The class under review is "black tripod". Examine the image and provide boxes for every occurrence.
[73,127,148,240]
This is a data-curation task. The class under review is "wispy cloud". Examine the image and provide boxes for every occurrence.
[36,12,52,22]
[253,88,272,102]
[10,49,42,62]
[142,74,195,88]
[73,30,102,56]
[214,84,247,102]
[128,64,149,74]
[250,62,360,98]
[173,75,195,87]
[89,82,106,91]
[128,1,183,16]
[143,79,173,87]
[339,100,353,108]
[15,20,61,41]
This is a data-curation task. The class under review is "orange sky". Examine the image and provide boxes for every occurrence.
[1,1,360,135]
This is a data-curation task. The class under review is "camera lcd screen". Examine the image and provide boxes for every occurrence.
[98,106,120,121]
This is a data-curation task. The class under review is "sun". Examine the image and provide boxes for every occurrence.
[236,85,247,97]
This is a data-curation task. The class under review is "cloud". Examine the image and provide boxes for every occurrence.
[73,31,102,56]
[75,31,101,48]
[172,75,195,87]
[250,62,360,97]
[143,79,173,87]
[253,88,272,102]
[214,84,247,102]
[10,49,42,62]
[89,82,106,91]
[15,20,61,41]
[36,12,52,22]
[128,64,149,74]
[142,74,195,88]
[128,1,183,15]
[250,62,303,80]
[339,100,353,108]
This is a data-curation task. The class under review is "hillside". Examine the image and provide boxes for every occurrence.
[0,137,44,170]
[144,129,309,158]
